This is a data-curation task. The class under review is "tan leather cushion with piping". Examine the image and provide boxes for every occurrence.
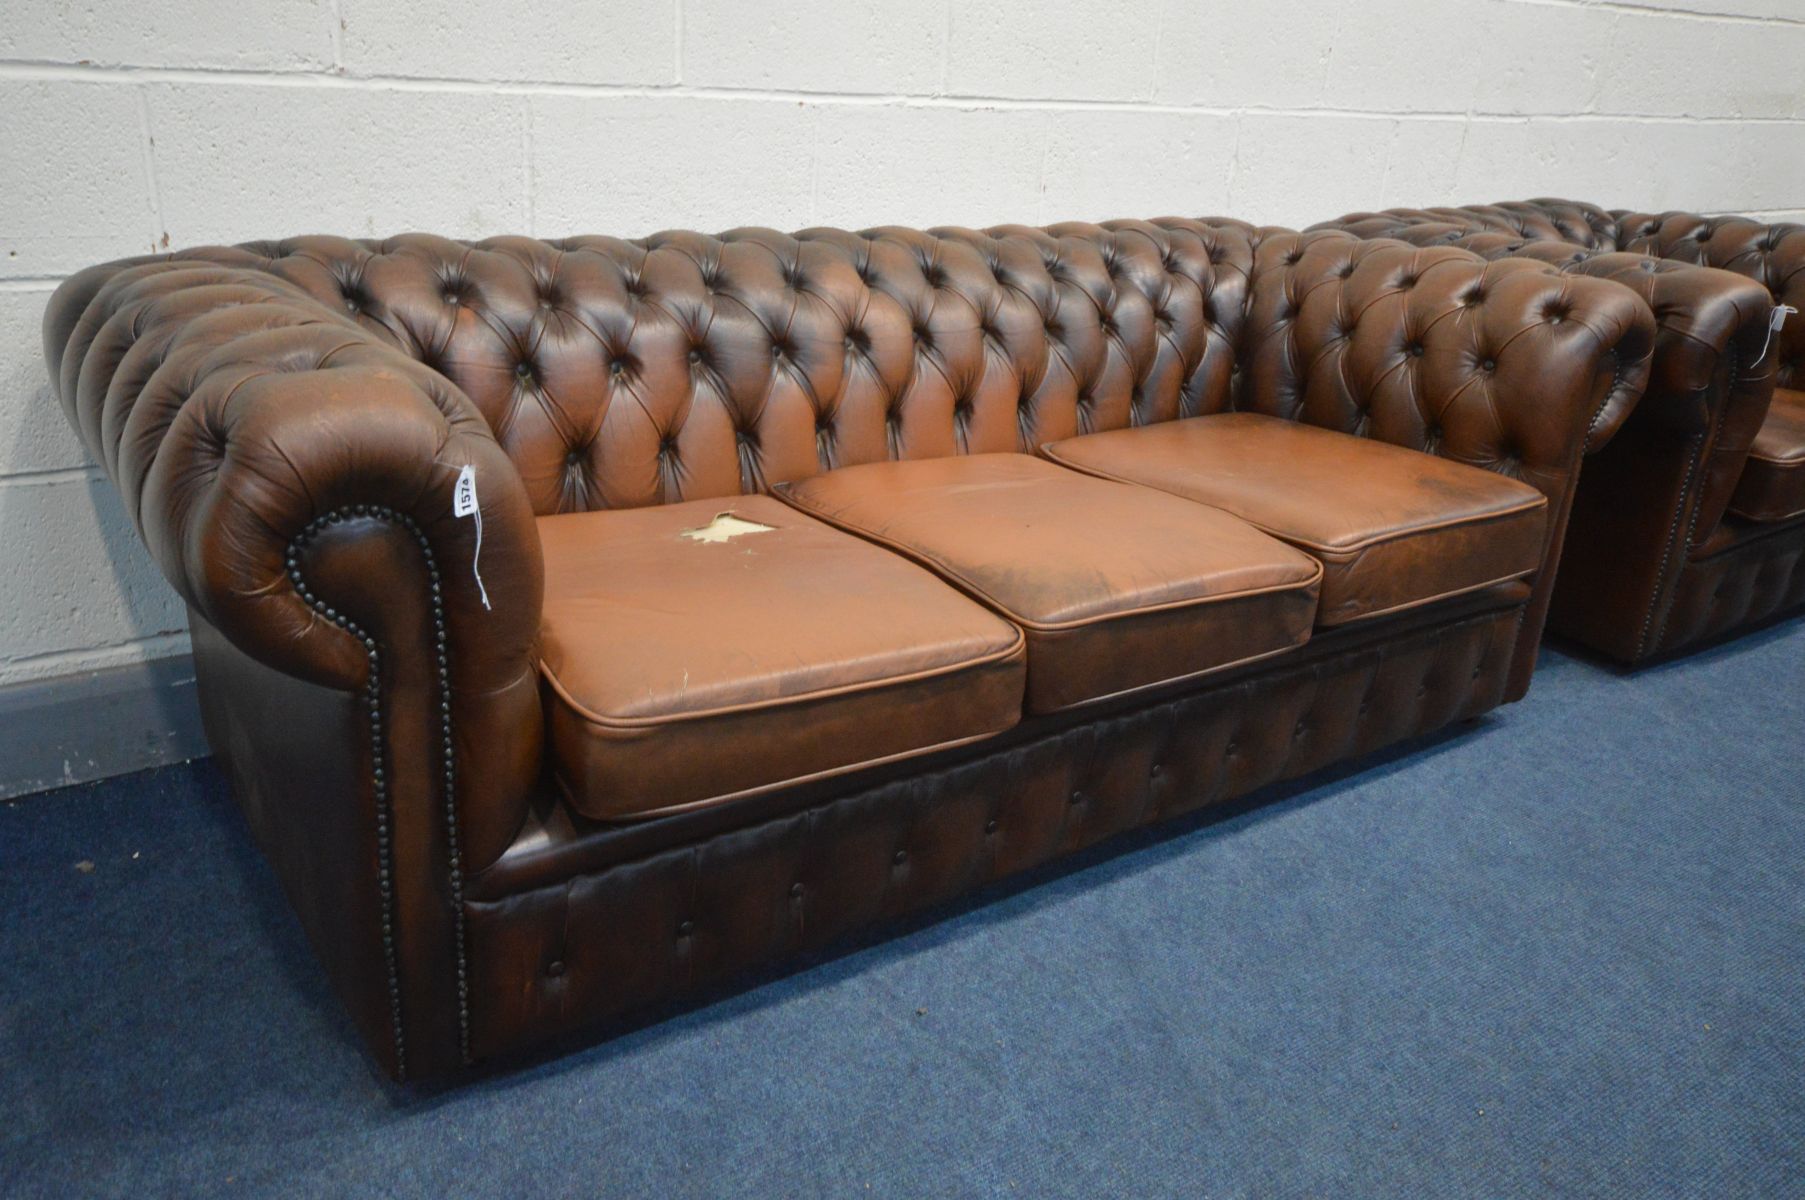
[775,454,1321,713]
[1044,413,1549,626]
[537,494,1025,820]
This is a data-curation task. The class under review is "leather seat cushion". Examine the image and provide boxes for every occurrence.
[1043,413,1550,627]
[775,454,1322,713]
[1729,387,1805,523]
[537,495,1026,821]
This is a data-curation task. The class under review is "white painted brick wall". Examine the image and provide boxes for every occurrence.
[0,0,1800,686]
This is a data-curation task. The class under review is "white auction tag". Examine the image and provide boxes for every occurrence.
[453,464,492,610]
[1756,304,1798,366]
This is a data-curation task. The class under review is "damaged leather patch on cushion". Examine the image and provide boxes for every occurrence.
[679,512,775,544]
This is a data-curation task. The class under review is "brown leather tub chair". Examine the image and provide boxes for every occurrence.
[43,219,1653,1079]
[1314,200,1800,664]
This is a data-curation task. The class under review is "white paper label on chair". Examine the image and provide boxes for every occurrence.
[454,464,492,610]
[454,464,479,517]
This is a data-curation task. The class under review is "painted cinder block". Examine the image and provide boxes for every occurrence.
[337,0,676,85]
[1468,0,1614,117]
[1228,114,1396,231]
[0,473,187,685]
[811,103,1048,230]
[1595,9,1805,120]
[145,83,531,246]
[1319,0,1486,115]
[0,0,334,72]
[683,0,945,94]
[530,94,816,235]
[943,0,1160,103]
[1041,110,1238,224]
[0,81,159,278]
[1152,0,1338,112]
[0,288,90,477]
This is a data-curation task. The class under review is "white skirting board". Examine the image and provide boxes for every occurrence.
[0,656,207,800]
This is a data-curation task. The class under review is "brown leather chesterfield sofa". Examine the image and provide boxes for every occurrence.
[1314,199,1800,664]
[43,219,1655,1080]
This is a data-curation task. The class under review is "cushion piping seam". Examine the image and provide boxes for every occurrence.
[772,485,1326,632]
[1039,445,1549,554]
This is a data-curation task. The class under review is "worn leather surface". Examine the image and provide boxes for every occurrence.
[1310,199,1800,662]
[45,216,1648,1079]
[1730,388,1805,523]
[775,453,1322,712]
[464,597,1524,1064]
[1046,413,1548,626]
[537,494,1025,820]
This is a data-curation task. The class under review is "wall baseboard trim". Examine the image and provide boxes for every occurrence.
[0,654,208,800]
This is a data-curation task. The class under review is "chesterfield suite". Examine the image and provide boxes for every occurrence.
[44,216,1659,1079]
[1314,200,1802,664]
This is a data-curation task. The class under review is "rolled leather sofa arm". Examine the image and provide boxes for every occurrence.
[1351,231,1777,543]
[1614,211,1805,396]
[43,258,545,868]
[1238,231,1657,467]
[1319,224,1778,442]
[1535,251,1774,435]
[1235,230,1658,696]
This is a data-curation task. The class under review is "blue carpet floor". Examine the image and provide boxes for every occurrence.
[2,624,1802,1198]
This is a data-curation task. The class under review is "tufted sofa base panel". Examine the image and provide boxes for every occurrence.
[461,598,1522,1066]
[1653,516,1805,659]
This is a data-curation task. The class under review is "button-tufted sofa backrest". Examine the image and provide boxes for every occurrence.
[60,220,1257,516]
[49,215,1658,526]
[45,216,1658,726]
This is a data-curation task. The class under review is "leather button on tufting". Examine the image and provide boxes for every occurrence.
[789,882,805,899]
[984,819,999,834]
[1069,789,1084,805]
[546,960,566,978]
[892,850,908,865]
[677,920,695,938]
